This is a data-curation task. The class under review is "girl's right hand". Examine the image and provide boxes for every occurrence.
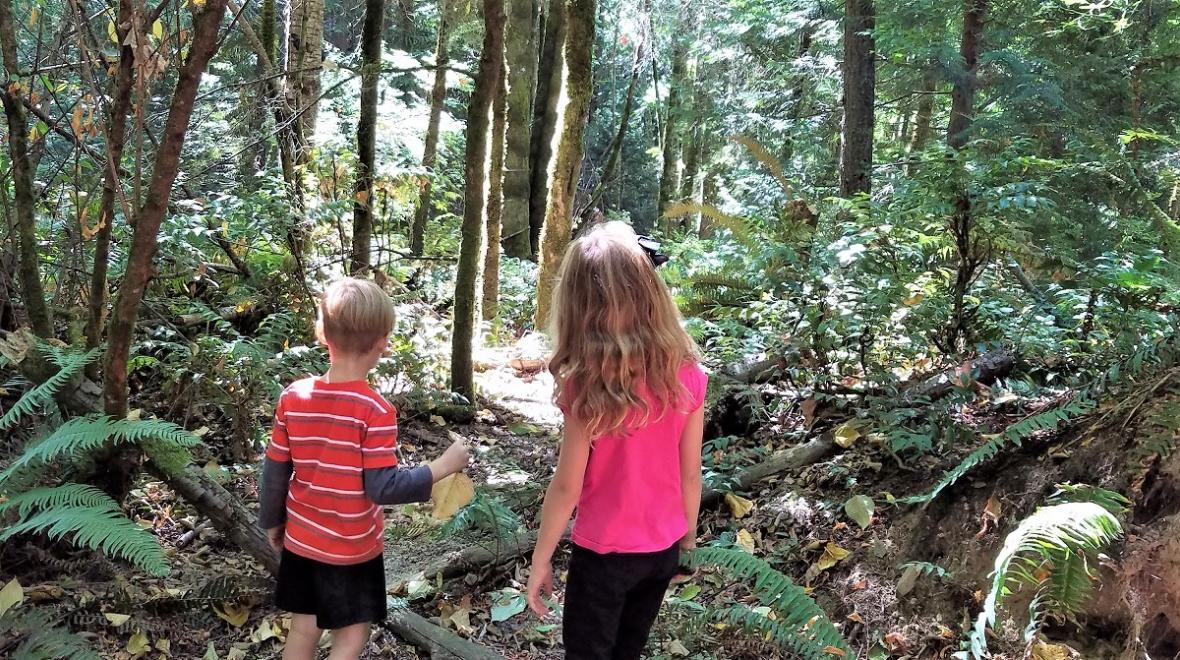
[526,561,554,618]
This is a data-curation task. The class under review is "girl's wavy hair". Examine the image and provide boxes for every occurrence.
[548,221,699,438]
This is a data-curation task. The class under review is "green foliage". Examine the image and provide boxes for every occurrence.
[0,345,102,433]
[439,491,523,541]
[899,560,953,581]
[960,496,1124,659]
[0,606,100,660]
[0,484,171,576]
[687,546,852,659]
[902,398,1095,505]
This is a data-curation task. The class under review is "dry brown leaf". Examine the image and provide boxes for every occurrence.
[816,542,850,571]
[735,528,756,554]
[1031,641,1074,660]
[213,602,250,627]
[723,493,754,519]
[431,473,475,520]
[800,398,818,427]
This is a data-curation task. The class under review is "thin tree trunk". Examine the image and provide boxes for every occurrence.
[947,2,983,152]
[0,0,51,338]
[838,0,874,197]
[287,0,324,139]
[351,0,385,274]
[678,76,702,204]
[534,0,595,328]
[501,0,539,258]
[527,0,565,256]
[906,66,936,174]
[451,0,505,400]
[410,5,450,255]
[483,69,507,321]
[86,0,136,354]
[657,6,689,221]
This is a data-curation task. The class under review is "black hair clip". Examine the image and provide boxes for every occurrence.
[637,235,669,267]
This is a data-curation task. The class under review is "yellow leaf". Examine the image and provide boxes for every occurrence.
[0,578,24,616]
[213,602,250,627]
[983,495,1002,522]
[249,618,276,643]
[1031,641,1073,660]
[152,20,164,40]
[27,7,38,25]
[816,542,850,571]
[155,638,171,654]
[430,473,475,520]
[833,424,861,448]
[823,646,847,657]
[71,105,83,135]
[126,408,143,421]
[724,493,754,519]
[735,528,756,554]
[104,612,132,627]
[107,20,119,44]
[126,630,151,657]
[903,292,924,306]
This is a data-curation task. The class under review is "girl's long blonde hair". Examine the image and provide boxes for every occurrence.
[549,221,699,439]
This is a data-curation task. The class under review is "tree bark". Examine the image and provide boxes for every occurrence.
[451,0,505,401]
[906,66,937,175]
[947,0,984,151]
[410,5,450,255]
[527,0,566,257]
[501,0,538,258]
[0,0,51,338]
[351,0,385,274]
[385,609,505,660]
[657,5,689,221]
[483,69,507,321]
[534,0,595,329]
[838,0,875,198]
[287,0,324,139]
[86,0,137,354]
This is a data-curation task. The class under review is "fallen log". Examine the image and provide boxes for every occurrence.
[902,347,1016,403]
[701,434,837,507]
[389,532,539,594]
[385,608,505,660]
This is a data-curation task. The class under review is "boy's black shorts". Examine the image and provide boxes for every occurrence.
[275,548,387,629]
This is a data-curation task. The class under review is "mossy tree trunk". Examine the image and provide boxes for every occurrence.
[527,0,566,257]
[657,2,690,223]
[501,0,539,258]
[411,4,451,255]
[351,0,385,274]
[0,0,51,338]
[534,0,596,328]
[839,0,874,198]
[483,68,507,321]
[451,0,505,400]
[906,66,937,175]
[287,0,324,139]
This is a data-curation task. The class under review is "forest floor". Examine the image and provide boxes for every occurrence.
[5,331,1180,659]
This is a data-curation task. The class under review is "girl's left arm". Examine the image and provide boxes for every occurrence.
[679,405,705,551]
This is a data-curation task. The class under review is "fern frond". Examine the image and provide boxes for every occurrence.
[255,312,299,353]
[902,398,1095,505]
[439,492,523,541]
[730,134,797,200]
[0,415,199,487]
[0,607,100,660]
[0,346,103,433]
[1046,483,1130,516]
[663,201,758,249]
[0,484,170,576]
[688,547,852,659]
[965,501,1122,659]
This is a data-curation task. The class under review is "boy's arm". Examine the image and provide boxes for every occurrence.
[259,401,292,530]
[363,465,433,505]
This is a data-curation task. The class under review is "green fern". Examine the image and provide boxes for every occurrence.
[1046,483,1130,516]
[0,415,200,486]
[0,483,170,576]
[439,491,523,541]
[0,345,103,433]
[0,607,100,660]
[687,546,852,659]
[961,499,1122,659]
[902,398,1095,505]
[899,560,953,581]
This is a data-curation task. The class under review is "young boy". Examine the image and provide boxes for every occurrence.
[259,277,470,660]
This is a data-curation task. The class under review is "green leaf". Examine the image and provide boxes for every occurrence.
[489,588,527,623]
[0,578,24,617]
[844,495,875,529]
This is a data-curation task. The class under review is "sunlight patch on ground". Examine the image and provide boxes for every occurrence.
[473,332,563,428]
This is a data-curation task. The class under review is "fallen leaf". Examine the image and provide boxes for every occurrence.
[833,423,861,448]
[884,631,908,651]
[126,408,143,421]
[735,528,756,554]
[851,578,868,590]
[213,602,251,627]
[439,595,473,634]
[800,398,818,427]
[667,640,690,656]
[225,649,247,660]
[250,618,277,643]
[431,473,475,520]
[104,612,132,627]
[202,642,219,660]
[430,415,446,426]
[155,638,171,654]
[126,630,151,657]
[983,495,1002,521]
[724,493,755,519]
[846,612,865,623]
[0,578,23,616]
[844,495,875,529]
[23,583,63,601]
[817,542,850,571]
[896,565,921,596]
[1031,641,1074,660]
[823,646,847,657]
[489,588,528,623]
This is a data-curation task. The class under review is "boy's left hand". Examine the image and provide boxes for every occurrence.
[267,526,285,552]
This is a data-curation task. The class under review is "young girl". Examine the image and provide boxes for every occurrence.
[526,222,707,660]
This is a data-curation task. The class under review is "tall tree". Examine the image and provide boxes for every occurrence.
[410,3,451,255]
[483,69,508,320]
[528,0,566,255]
[657,1,690,219]
[839,0,875,197]
[452,0,505,400]
[906,65,937,174]
[0,0,51,337]
[501,0,539,258]
[287,0,324,139]
[351,0,385,274]
[534,0,596,328]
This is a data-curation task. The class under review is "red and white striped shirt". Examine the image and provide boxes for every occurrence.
[266,377,399,565]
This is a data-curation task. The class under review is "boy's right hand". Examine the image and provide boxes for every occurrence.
[267,526,284,553]
[431,438,471,479]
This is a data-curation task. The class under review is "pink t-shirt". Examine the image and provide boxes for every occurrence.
[569,362,708,554]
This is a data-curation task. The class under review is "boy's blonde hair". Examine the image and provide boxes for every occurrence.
[549,221,699,438]
[316,278,395,355]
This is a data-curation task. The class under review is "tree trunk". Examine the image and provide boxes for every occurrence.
[86,0,137,355]
[945,0,987,352]
[501,0,538,258]
[657,6,689,221]
[679,83,702,205]
[483,69,507,321]
[101,0,230,501]
[838,0,875,198]
[451,0,505,400]
[906,66,937,174]
[288,0,324,139]
[410,6,450,255]
[534,0,595,328]
[0,0,51,338]
[527,0,566,257]
[351,0,385,274]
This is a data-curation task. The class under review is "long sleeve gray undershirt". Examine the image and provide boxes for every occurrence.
[258,457,434,529]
